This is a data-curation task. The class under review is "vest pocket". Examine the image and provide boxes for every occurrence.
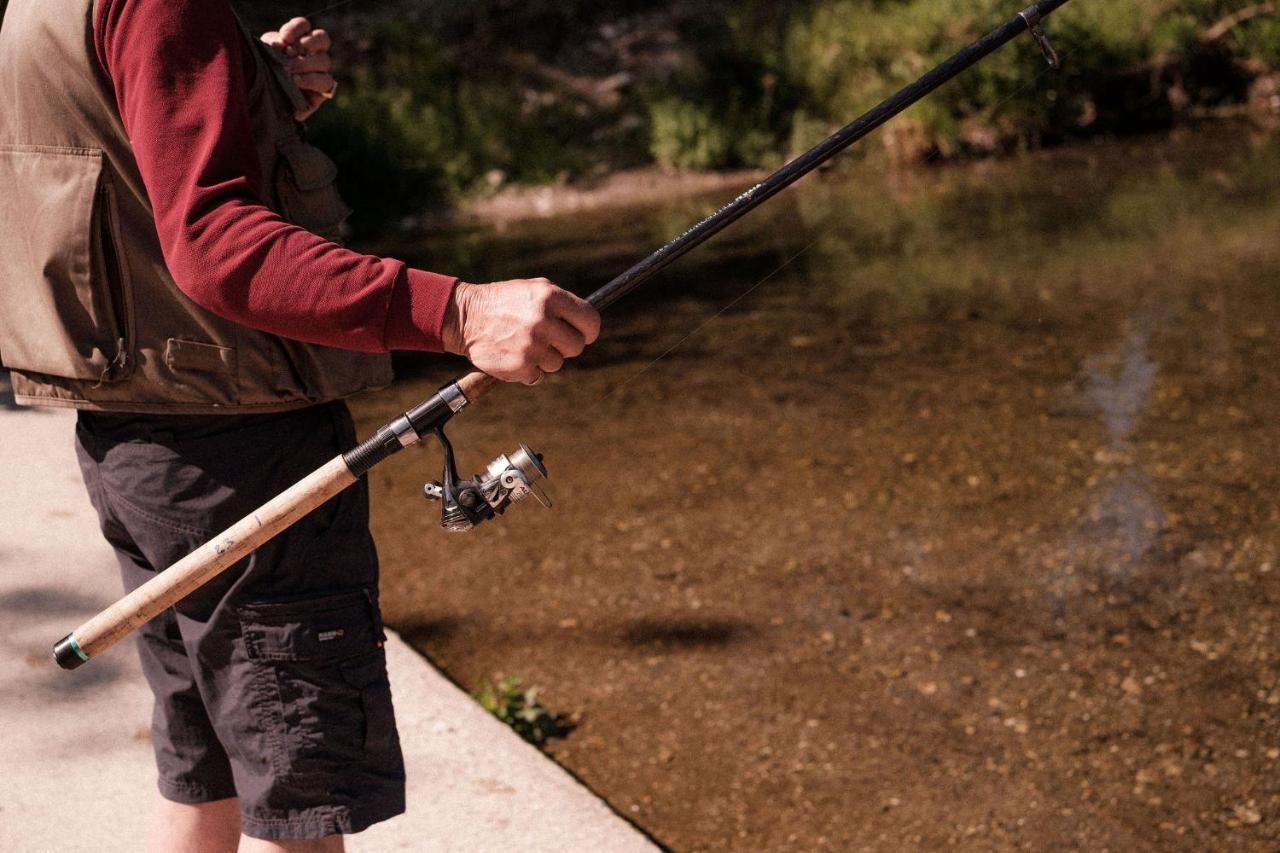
[165,338,237,375]
[0,145,132,382]
[274,138,352,242]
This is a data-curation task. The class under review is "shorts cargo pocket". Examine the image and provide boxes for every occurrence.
[239,589,390,780]
[340,653,397,754]
[0,145,132,381]
[274,138,351,242]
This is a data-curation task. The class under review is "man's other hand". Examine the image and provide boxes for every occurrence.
[442,280,602,385]
[261,17,336,121]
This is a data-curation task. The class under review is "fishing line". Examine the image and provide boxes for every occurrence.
[599,48,1072,398]
[602,232,827,400]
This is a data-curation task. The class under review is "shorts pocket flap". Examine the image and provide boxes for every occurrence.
[240,590,380,662]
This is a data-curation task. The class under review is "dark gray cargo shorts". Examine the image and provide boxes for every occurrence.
[74,402,405,840]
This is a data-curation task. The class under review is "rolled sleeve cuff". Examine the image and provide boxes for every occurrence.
[383,267,459,352]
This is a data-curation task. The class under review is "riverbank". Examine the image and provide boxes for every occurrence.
[450,166,765,226]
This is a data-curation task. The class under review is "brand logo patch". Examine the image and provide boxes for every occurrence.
[317,628,345,643]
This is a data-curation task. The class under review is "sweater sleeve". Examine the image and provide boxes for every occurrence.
[94,0,456,353]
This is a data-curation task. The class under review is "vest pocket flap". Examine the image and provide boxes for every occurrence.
[0,145,130,381]
[277,138,340,190]
[165,338,236,375]
[274,138,350,241]
[240,590,380,662]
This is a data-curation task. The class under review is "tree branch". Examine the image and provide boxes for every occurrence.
[1201,3,1276,43]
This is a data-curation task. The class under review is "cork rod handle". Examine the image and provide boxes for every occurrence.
[55,456,357,668]
[457,370,500,404]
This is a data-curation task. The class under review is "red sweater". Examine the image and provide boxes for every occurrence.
[94,0,457,353]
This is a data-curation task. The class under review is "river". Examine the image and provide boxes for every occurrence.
[354,124,1280,851]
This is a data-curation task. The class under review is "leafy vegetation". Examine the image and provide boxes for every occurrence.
[238,0,1278,233]
[472,675,569,746]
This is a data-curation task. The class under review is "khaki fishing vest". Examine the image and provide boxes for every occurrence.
[0,0,393,414]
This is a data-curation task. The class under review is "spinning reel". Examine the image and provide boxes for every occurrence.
[422,426,551,532]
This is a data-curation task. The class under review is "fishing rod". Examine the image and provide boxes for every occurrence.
[54,0,1070,670]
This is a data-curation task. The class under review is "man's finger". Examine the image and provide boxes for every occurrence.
[537,353,565,376]
[540,318,588,360]
[299,30,332,56]
[279,17,312,47]
[260,31,283,49]
[287,53,332,75]
[292,72,336,96]
[548,290,602,345]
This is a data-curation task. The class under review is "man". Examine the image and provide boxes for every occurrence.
[0,1,600,850]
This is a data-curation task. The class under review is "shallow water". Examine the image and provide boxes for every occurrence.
[356,124,1280,850]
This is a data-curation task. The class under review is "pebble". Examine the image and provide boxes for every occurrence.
[1232,804,1262,826]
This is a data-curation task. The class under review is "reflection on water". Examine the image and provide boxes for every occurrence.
[1077,318,1164,575]
[1083,321,1157,445]
[362,124,1280,851]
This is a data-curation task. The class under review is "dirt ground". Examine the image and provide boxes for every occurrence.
[354,128,1280,851]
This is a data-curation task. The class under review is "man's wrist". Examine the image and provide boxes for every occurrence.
[441,282,474,356]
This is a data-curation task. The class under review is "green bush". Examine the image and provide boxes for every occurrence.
[648,96,778,169]
[779,0,1276,158]
[305,19,617,235]
[649,98,732,170]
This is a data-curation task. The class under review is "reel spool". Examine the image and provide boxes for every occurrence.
[422,426,550,532]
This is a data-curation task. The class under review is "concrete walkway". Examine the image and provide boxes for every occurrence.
[0,385,658,853]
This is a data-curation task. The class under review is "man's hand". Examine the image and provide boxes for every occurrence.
[442,279,602,385]
[261,17,335,121]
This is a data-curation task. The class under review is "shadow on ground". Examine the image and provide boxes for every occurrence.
[620,618,755,649]
[396,615,469,646]
[0,588,128,702]
[394,615,759,654]
[16,653,126,702]
[0,586,110,617]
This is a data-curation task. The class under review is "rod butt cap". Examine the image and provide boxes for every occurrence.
[54,633,88,670]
